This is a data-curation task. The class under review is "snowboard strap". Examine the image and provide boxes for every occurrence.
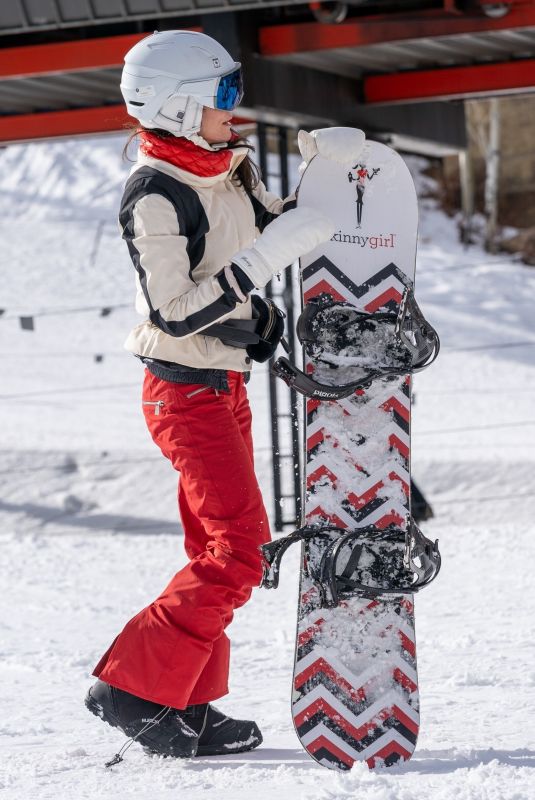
[272,288,440,400]
[202,296,289,351]
[319,518,441,606]
[261,527,337,589]
[202,317,262,348]
[260,518,441,607]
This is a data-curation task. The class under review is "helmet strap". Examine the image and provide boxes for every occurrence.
[154,94,203,138]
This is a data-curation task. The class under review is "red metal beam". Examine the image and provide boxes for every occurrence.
[259,6,535,56]
[0,106,255,144]
[0,29,199,79]
[0,34,144,79]
[364,58,535,104]
[0,105,130,143]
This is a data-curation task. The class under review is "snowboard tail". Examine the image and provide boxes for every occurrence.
[293,596,419,770]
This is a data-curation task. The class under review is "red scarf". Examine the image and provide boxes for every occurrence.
[139,130,237,177]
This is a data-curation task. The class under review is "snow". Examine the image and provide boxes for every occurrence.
[1,135,535,799]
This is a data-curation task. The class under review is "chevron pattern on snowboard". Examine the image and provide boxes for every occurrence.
[302,257,410,309]
[293,255,419,771]
[295,686,419,771]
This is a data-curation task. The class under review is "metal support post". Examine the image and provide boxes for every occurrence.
[257,122,302,531]
[485,97,501,253]
[257,122,284,531]
[459,148,475,245]
[277,126,302,526]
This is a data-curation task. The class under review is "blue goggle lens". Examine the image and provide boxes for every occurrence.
[216,68,243,111]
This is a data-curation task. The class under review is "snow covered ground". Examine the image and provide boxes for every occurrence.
[1,135,535,800]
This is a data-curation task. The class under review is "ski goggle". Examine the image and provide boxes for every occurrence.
[214,67,243,111]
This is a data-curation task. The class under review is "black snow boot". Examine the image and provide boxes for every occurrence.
[85,680,198,759]
[184,702,263,756]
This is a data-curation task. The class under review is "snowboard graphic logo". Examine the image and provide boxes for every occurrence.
[347,164,381,228]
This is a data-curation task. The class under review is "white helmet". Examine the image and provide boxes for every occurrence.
[120,30,243,137]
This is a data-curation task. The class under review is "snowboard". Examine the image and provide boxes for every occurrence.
[264,139,440,771]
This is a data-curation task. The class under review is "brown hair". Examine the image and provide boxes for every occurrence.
[122,125,261,194]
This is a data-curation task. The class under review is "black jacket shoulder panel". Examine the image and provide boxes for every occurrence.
[246,189,278,233]
[119,166,208,274]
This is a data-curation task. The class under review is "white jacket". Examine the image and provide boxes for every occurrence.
[121,147,291,371]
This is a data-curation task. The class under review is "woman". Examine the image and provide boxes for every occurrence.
[85,29,364,763]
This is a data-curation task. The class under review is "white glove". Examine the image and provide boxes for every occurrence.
[298,127,366,166]
[231,207,335,289]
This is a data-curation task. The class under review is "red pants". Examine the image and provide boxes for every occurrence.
[93,370,270,709]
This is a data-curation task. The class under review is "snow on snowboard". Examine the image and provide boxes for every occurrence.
[262,136,441,771]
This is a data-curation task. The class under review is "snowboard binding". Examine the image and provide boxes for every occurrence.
[261,517,441,608]
[272,287,440,400]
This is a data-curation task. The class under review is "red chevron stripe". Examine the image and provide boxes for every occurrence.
[382,395,410,423]
[295,697,374,742]
[296,699,418,753]
[307,506,348,528]
[372,620,415,661]
[298,617,325,647]
[398,629,416,658]
[370,511,404,530]
[308,735,354,768]
[364,287,403,312]
[307,464,338,490]
[307,428,325,451]
[347,480,384,510]
[307,398,321,415]
[294,657,366,702]
[389,433,409,458]
[304,280,346,304]
[372,704,414,730]
[373,509,406,528]
[391,704,419,736]
[394,667,418,693]
[400,598,414,614]
[301,585,322,606]
[367,738,412,768]
[389,471,410,496]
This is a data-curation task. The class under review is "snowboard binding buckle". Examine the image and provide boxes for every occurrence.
[260,518,441,608]
[319,517,441,606]
[260,527,334,590]
[272,288,440,400]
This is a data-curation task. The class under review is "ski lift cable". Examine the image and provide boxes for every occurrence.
[418,420,535,435]
[0,302,131,320]
[416,387,535,396]
[421,261,519,273]
[443,340,535,353]
[0,445,277,476]
[432,491,535,506]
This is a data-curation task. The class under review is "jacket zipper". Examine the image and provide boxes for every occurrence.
[142,400,165,415]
